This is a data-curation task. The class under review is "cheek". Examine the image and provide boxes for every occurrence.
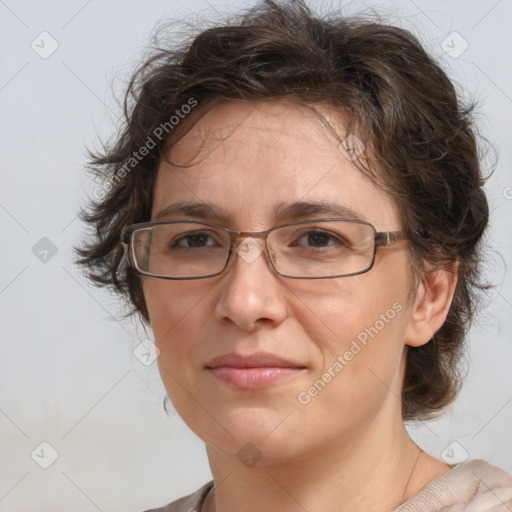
[294,273,410,402]
[145,278,208,329]
[144,280,215,423]
[143,279,212,366]
[291,275,406,343]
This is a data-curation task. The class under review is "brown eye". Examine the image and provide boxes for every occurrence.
[291,230,348,250]
[171,231,220,249]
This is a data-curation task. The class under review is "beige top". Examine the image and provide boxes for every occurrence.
[143,459,512,512]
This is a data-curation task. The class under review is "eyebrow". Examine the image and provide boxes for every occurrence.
[154,201,230,222]
[154,200,364,223]
[274,201,363,222]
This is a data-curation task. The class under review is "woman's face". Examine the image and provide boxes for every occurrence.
[144,99,417,464]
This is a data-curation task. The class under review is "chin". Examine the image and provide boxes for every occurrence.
[202,406,310,458]
[206,430,308,467]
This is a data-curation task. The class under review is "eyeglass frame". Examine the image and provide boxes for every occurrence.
[121,218,408,280]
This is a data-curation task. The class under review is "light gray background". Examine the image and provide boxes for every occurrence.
[0,1,511,511]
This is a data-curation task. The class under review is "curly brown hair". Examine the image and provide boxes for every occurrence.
[76,0,489,421]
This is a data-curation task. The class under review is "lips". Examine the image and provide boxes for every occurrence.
[206,352,304,369]
[205,352,306,389]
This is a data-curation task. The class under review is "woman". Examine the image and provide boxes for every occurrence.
[77,1,512,510]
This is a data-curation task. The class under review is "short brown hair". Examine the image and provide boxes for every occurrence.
[77,0,489,421]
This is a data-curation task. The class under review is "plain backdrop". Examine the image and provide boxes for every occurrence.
[0,1,511,511]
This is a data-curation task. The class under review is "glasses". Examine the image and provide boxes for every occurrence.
[121,219,407,280]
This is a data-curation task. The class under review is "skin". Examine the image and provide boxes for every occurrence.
[143,99,457,512]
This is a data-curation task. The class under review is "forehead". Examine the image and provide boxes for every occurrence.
[167,99,347,168]
[152,99,400,230]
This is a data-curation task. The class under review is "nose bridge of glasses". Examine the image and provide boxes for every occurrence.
[233,234,267,265]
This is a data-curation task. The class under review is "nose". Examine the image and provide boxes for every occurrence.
[214,237,288,332]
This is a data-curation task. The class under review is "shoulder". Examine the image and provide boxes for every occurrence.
[141,481,214,512]
[394,459,512,512]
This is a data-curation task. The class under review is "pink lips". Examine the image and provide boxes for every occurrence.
[205,352,306,390]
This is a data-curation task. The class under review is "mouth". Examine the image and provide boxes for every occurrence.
[205,352,307,390]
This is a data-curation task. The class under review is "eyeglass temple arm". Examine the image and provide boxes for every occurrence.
[375,230,407,247]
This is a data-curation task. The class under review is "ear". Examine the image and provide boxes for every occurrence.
[404,264,458,348]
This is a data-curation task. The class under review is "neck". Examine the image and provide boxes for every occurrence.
[203,414,448,512]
